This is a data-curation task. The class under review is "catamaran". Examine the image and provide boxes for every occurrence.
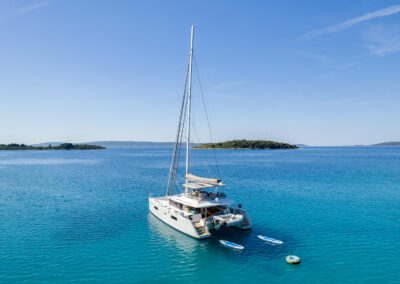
[148,25,252,239]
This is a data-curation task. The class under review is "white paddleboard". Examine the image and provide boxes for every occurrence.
[258,235,283,245]
[220,240,244,250]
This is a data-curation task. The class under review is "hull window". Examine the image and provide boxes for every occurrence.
[171,216,177,221]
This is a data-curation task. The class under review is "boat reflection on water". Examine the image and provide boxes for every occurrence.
[147,214,207,255]
[147,213,251,253]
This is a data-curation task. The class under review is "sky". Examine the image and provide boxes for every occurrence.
[1,0,400,146]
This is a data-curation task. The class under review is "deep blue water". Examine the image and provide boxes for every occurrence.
[0,147,399,283]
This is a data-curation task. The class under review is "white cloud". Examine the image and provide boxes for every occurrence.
[17,2,50,15]
[363,25,400,56]
[304,5,400,39]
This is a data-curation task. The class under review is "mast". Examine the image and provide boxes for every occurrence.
[185,25,194,192]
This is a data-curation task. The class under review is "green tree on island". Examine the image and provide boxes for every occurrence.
[193,139,298,149]
[0,143,106,150]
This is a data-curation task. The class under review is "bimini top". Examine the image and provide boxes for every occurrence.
[170,194,234,208]
[184,173,225,190]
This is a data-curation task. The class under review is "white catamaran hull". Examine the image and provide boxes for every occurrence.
[149,197,251,239]
[149,198,211,239]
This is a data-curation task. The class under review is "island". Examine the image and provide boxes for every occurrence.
[0,143,106,150]
[193,140,298,149]
[371,141,400,146]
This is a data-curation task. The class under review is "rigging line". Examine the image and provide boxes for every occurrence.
[169,92,186,194]
[191,109,217,178]
[192,95,217,178]
[190,95,214,177]
[171,95,187,194]
[192,119,216,178]
[170,78,188,194]
[193,55,222,178]
[167,63,190,195]
[167,75,187,192]
[190,90,215,178]
[193,55,221,178]
[170,71,190,194]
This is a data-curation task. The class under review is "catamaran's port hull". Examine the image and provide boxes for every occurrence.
[149,197,211,239]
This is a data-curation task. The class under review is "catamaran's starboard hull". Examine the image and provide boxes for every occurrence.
[148,197,211,239]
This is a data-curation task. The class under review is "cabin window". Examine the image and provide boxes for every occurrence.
[154,206,158,210]
[171,216,177,221]
[169,200,183,210]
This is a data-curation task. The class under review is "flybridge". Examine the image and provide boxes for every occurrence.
[184,174,225,190]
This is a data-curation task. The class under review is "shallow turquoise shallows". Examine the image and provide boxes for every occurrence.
[1,147,399,283]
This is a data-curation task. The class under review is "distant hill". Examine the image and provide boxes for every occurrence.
[371,141,400,146]
[296,144,308,147]
[32,142,65,147]
[193,140,298,149]
[32,141,201,148]
[84,141,177,148]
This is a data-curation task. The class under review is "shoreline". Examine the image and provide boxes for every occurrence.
[192,147,299,150]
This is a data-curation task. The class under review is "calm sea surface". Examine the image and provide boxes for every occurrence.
[0,147,399,283]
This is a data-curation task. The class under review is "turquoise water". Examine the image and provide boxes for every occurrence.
[0,147,399,283]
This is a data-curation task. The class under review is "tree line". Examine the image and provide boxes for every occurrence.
[193,140,298,149]
[0,143,106,150]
